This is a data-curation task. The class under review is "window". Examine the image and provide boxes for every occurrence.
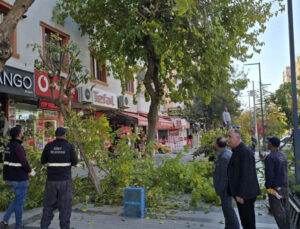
[0,1,19,59]
[125,80,134,94]
[40,22,69,59]
[90,56,107,84]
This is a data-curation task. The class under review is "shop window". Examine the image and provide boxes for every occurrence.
[125,80,134,94]
[10,103,38,141]
[0,1,19,59]
[90,56,107,85]
[40,22,70,65]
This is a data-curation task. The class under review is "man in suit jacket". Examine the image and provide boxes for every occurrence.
[213,137,240,229]
[227,129,261,229]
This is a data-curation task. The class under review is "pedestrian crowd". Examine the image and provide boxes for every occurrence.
[213,129,290,229]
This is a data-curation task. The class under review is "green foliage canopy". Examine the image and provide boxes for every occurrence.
[54,0,283,102]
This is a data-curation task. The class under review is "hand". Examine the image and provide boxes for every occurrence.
[236,196,244,204]
[28,169,36,177]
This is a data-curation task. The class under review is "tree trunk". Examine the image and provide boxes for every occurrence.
[0,0,35,72]
[147,97,159,145]
[143,35,162,146]
[59,104,102,195]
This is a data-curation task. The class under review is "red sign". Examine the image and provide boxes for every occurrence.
[35,70,77,102]
[39,101,59,110]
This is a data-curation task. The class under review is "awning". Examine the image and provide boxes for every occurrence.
[157,117,174,130]
[123,112,148,126]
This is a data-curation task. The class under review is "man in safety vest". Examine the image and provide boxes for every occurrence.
[40,127,78,229]
[1,126,34,229]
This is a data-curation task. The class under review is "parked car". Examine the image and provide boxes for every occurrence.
[280,135,292,151]
[154,143,171,154]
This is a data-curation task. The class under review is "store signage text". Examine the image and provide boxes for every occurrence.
[93,89,117,109]
[0,66,34,97]
[168,107,183,116]
[35,70,77,102]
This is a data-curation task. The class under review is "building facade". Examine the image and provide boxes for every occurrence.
[282,66,291,83]
[0,0,189,150]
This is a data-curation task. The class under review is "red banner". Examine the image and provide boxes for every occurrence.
[35,70,77,102]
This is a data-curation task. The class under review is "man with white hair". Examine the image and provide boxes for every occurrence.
[227,129,261,229]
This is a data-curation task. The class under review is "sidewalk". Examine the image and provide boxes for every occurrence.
[0,199,279,229]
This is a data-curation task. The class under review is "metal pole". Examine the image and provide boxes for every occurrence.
[258,63,266,151]
[252,82,258,147]
[287,0,300,184]
[248,91,252,134]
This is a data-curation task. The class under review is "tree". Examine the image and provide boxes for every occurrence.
[30,35,102,195]
[53,0,284,144]
[268,82,300,129]
[0,0,35,71]
[185,74,247,130]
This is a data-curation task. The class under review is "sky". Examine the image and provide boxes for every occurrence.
[238,0,300,109]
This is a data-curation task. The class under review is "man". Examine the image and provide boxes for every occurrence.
[227,129,261,229]
[213,137,240,229]
[265,137,290,229]
[1,126,33,229]
[251,135,257,153]
[222,107,231,129]
[40,127,78,229]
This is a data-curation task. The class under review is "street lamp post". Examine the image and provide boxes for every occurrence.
[245,63,266,151]
[287,0,300,184]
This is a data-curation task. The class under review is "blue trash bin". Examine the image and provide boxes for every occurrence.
[124,187,145,218]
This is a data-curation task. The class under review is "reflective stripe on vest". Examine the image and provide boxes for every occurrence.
[48,163,71,167]
[4,161,22,167]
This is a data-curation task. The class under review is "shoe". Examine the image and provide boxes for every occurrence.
[0,221,8,229]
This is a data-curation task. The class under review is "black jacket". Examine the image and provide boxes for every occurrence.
[265,150,288,189]
[41,138,78,181]
[3,139,31,181]
[228,142,261,199]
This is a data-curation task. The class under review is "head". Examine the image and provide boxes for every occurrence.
[215,137,227,152]
[55,127,67,139]
[10,126,23,140]
[267,137,280,151]
[227,129,241,148]
[224,107,228,112]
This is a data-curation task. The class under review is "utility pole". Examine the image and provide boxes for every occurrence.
[248,91,252,134]
[244,63,265,151]
[287,0,300,184]
[252,82,258,149]
[258,63,266,151]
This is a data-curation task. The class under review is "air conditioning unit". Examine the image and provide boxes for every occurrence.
[78,86,93,103]
[118,95,130,108]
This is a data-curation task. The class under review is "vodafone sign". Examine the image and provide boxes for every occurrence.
[35,70,77,102]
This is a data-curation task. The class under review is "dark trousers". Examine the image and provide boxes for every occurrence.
[236,198,256,229]
[41,180,73,229]
[268,187,290,229]
[220,195,240,229]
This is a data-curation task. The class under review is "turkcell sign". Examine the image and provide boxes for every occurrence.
[0,66,35,97]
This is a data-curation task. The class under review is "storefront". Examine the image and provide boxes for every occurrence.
[35,70,78,148]
[0,66,37,144]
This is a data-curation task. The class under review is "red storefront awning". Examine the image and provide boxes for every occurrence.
[123,112,148,126]
[156,117,174,130]
[123,112,174,129]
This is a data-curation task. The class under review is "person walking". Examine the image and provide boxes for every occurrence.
[265,137,290,229]
[1,126,34,229]
[213,137,240,229]
[227,129,261,229]
[40,127,78,229]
